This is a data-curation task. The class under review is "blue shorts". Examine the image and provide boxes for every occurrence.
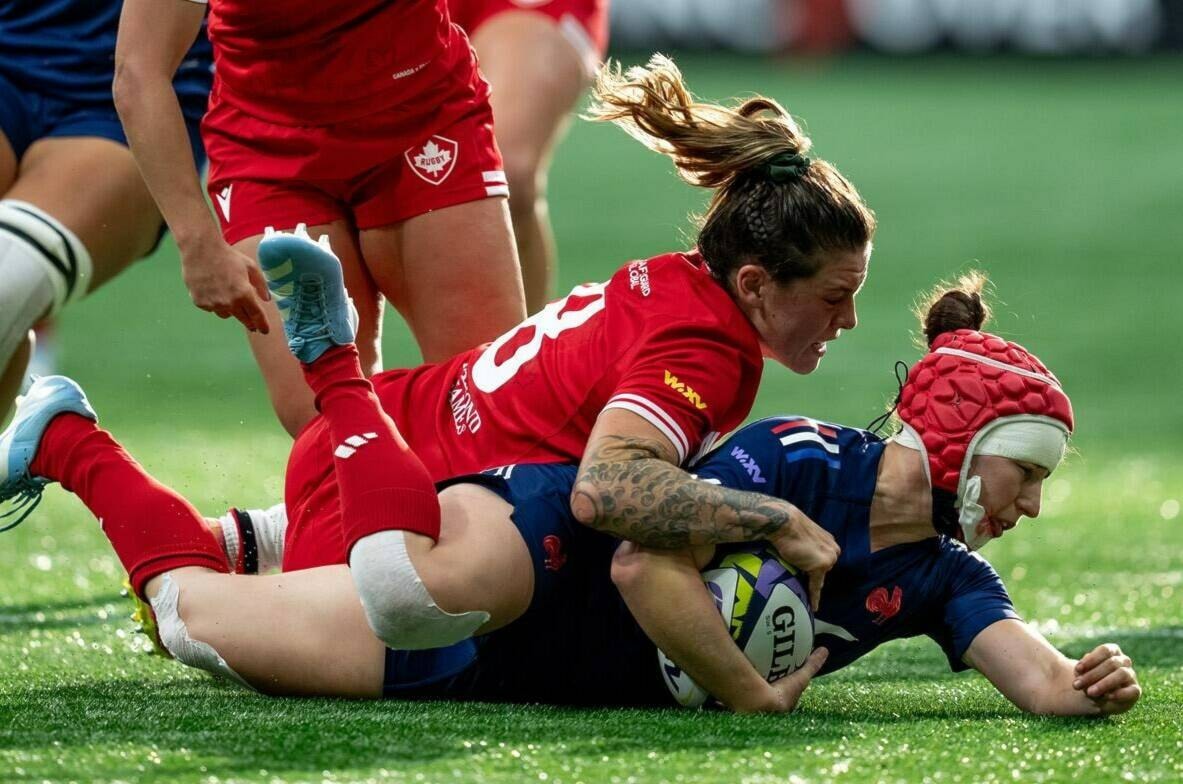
[0,70,207,168]
[383,463,596,697]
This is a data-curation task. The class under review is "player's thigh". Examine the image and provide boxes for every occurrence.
[359,198,524,363]
[236,222,382,437]
[470,11,588,191]
[173,565,386,697]
[7,137,160,289]
[406,482,534,631]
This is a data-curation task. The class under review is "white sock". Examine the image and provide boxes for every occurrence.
[217,504,287,574]
[245,503,287,574]
[0,200,93,371]
[216,511,241,570]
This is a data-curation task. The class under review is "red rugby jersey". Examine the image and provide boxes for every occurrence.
[192,0,472,124]
[370,251,766,478]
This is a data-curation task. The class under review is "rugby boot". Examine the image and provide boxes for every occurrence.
[123,576,170,658]
[0,375,96,532]
[256,224,358,364]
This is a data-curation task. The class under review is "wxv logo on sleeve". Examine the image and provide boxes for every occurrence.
[729,446,766,484]
[406,136,458,185]
[663,370,708,410]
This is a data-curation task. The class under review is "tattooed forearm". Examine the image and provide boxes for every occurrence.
[570,435,794,548]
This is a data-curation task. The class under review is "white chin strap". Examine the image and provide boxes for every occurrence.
[957,474,991,551]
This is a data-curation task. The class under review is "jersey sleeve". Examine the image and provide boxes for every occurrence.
[602,323,756,465]
[690,421,785,492]
[926,550,1021,672]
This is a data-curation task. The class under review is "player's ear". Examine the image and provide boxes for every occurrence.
[732,263,771,307]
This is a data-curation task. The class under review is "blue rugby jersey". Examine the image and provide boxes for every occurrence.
[389,418,1019,706]
[690,417,1020,678]
[0,0,211,106]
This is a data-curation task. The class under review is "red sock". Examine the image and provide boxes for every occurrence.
[29,414,228,596]
[302,345,441,547]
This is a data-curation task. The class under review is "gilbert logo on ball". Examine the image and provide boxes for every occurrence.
[658,545,814,708]
[406,136,458,185]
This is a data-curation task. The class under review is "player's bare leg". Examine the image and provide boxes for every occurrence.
[160,490,538,695]
[471,11,592,313]
[234,222,382,436]
[401,483,534,631]
[207,491,533,629]
[0,374,383,697]
[0,137,161,421]
[359,197,525,362]
[143,565,388,697]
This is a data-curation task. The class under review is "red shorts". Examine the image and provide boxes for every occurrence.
[448,0,609,76]
[203,66,508,245]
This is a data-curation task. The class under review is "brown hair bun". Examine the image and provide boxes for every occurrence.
[916,271,991,348]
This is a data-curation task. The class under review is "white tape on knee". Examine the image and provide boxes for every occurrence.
[350,530,490,650]
[0,200,93,312]
[149,574,253,690]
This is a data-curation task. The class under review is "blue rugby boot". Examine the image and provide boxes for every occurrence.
[256,224,358,364]
[0,375,96,532]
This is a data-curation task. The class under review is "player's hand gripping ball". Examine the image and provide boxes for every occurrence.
[659,545,816,707]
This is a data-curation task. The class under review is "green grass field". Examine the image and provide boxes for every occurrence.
[2,53,1182,783]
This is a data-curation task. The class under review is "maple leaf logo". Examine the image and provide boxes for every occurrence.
[405,136,458,185]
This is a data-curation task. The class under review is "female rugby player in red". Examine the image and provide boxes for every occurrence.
[266,56,875,624]
[4,54,872,656]
[0,276,1141,716]
[113,0,527,435]
[448,0,609,311]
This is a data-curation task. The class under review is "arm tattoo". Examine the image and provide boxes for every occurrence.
[572,435,793,548]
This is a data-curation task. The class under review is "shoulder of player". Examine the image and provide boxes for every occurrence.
[608,252,744,323]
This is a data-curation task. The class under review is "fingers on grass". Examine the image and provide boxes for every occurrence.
[1087,666,1136,698]
[1077,643,1123,673]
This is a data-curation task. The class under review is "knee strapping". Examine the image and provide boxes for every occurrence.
[149,574,253,690]
[350,530,490,650]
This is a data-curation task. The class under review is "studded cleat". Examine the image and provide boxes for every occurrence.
[256,224,358,364]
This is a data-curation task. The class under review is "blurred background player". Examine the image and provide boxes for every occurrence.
[113,0,527,436]
[0,0,212,423]
[449,0,610,311]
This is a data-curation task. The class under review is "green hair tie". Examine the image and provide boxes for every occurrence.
[765,151,811,183]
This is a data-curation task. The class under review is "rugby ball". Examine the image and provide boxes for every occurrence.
[658,545,815,708]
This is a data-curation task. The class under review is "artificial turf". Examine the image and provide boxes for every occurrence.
[1,53,1181,783]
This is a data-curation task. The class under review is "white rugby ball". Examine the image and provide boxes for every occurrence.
[658,545,815,708]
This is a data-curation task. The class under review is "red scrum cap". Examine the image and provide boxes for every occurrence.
[895,328,1074,501]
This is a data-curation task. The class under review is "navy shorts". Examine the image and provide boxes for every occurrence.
[383,463,592,697]
[0,70,207,168]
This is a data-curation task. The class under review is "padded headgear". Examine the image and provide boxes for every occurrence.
[896,329,1074,498]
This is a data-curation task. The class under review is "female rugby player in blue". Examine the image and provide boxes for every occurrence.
[0,1,212,421]
[0,270,1141,715]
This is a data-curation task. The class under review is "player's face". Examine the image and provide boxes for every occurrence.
[968,455,1049,541]
[748,243,871,374]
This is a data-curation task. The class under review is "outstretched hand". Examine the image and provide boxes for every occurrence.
[1073,643,1141,715]
[769,505,839,610]
[181,236,271,333]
